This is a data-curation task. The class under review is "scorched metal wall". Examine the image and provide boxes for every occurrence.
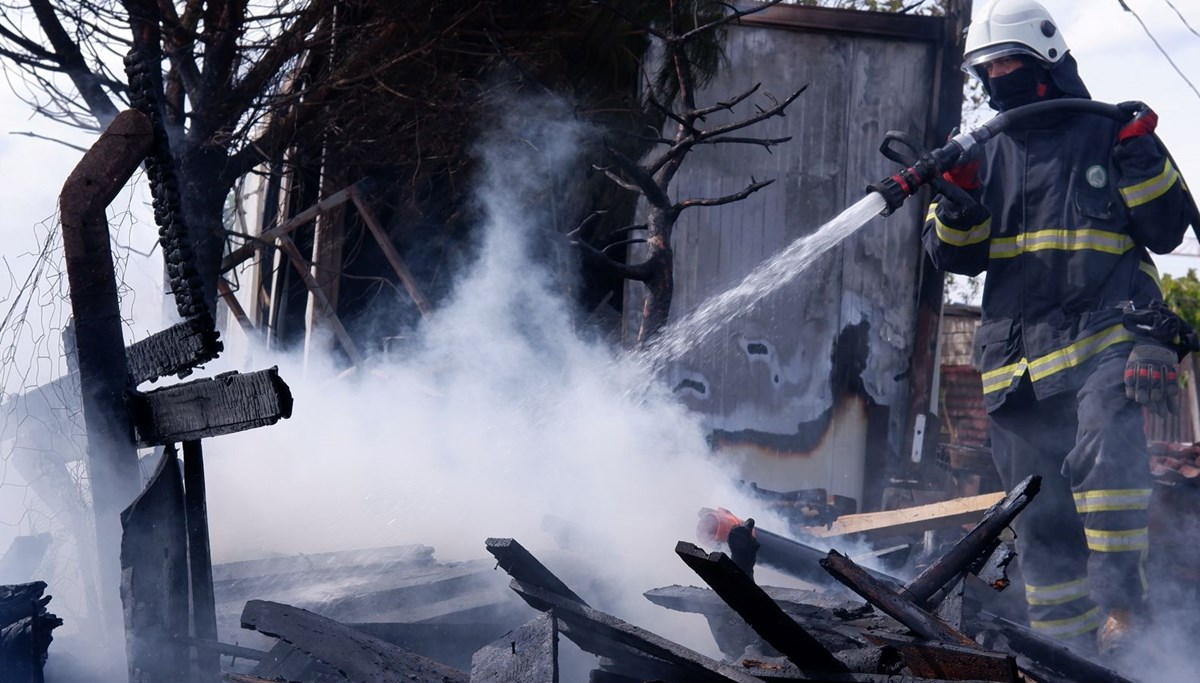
[625,4,968,509]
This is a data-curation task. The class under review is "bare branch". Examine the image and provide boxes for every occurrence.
[220,2,325,136]
[693,82,760,118]
[675,178,775,213]
[701,134,792,149]
[566,210,607,240]
[7,131,89,153]
[157,0,203,106]
[677,0,785,43]
[601,142,671,209]
[612,223,648,236]
[603,237,647,252]
[574,238,653,282]
[589,0,667,41]
[28,0,119,125]
[697,84,807,140]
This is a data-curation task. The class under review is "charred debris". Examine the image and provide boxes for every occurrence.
[125,476,1131,682]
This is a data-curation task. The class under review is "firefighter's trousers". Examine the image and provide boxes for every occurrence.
[989,354,1150,643]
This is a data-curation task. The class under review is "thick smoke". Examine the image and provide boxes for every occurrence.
[203,95,790,654]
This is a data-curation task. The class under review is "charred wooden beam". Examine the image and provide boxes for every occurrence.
[240,599,469,683]
[129,368,293,446]
[485,538,588,606]
[125,316,223,385]
[970,611,1135,683]
[348,186,432,317]
[508,579,762,683]
[470,612,558,682]
[0,582,62,683]
[862,632,1017,683]
[902,476,1039,606]
[674,541,848,673]
[221,186,355,273]
[60,108,151,657]
[820,550,978,648]
[972,542,1016,593]
[182,441,219,678]
[120,450,191,681]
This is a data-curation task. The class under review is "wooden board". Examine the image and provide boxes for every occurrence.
[802,493,1005,541]
[674,542,847,673]
[241,599,468,683]
[119,450,191,681]
[485,538,587,606]
[126,317,223,385]
[469,612,558,682]
[129,368,293,446]
[509,579,762,683]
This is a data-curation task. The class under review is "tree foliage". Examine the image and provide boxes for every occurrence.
[1161,269,1200,334]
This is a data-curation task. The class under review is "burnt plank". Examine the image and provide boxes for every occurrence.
[469,612,558,682]
[902,476,1039,606]
[675,542,848,673]
[485,538,587,605]
[212,545,435,583]
[126,316,223,385]
[509,579,761,683]
[119,449,191,682]
[820,551,978,648]
[130,368,293,446]
[970,611,1135,683]
[241,599,468,683]
[862,632,1018,683]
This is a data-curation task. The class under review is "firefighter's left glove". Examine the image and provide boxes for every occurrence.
[1124,344,1179,416]
[1117,101,1158,142]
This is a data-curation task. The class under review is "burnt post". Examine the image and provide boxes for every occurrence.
[59,109,154,668]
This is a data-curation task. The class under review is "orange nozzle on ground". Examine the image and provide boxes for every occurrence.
[696,507,752,544]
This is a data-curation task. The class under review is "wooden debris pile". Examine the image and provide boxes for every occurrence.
[202,474,1141,683]
[0,581,62,682]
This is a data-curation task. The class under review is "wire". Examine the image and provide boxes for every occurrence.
[1162,0,1200,40]
[1118,0,1200,101]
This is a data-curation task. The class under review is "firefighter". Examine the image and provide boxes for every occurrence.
[922,0,1193,656]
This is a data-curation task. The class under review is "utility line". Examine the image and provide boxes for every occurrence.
[1162,0,1200,40]
[1117,0,1200,101]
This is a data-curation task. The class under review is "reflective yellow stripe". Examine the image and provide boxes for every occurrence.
[981,359,1029,395]
[927,203,991,247]
[1030,606,1105,638]
[1084,527,1149,552]
[1121,159,1180,208]
[1026,578,1090,606]
[1027,324,1134,381]
[981,324,1133,395]
[990,229,1134,259]
[1074,489,1153,513]
[1139,261,1163,297]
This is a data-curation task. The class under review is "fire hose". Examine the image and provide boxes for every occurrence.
[867,99,1200,235]
[697,507,895,587]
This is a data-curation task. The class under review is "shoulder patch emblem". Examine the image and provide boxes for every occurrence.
[1086,165,1108,188]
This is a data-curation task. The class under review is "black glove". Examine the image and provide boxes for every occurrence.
[1124,344,1179,416]
[1116,101,1158,142]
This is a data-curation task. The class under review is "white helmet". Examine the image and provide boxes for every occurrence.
[963,0,1068,78]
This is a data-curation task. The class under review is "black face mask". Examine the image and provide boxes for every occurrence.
[988,67,1043,111]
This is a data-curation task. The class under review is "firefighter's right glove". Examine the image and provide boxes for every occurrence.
[942,158,982,191]
[1124,344,1179,416]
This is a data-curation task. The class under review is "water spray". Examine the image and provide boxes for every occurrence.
[867,99,1200,226]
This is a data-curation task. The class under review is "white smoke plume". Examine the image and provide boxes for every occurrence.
[202,94,792,656]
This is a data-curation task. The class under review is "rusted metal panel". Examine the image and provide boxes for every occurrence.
[627,10,947,506]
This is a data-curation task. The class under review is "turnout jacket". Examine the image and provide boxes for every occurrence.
[924,108,1191,411]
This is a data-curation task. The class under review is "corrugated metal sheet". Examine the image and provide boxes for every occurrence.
[625,14,943,505]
